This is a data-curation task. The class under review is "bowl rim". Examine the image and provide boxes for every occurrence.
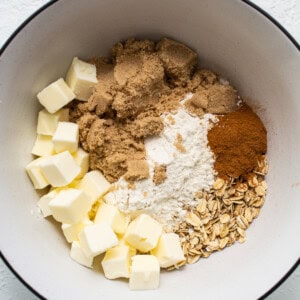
[0,0,299,299]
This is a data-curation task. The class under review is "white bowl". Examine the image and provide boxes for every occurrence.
[0,0,299,299]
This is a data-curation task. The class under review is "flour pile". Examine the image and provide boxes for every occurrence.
[105,108,217,230]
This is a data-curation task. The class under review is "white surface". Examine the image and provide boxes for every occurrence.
[0,0,299,299]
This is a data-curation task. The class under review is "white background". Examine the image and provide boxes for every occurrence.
[0,0,299,299]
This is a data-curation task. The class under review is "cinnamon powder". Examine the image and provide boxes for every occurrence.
[208,104,267,179]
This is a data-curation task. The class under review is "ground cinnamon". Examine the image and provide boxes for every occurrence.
[208,104,267,179]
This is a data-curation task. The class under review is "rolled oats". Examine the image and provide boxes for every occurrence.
[173,164,267,267]
[213,178,225,190]
[196,198,207,214]
[220,214,230,224]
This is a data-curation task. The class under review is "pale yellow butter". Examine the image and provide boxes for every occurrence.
[151,233,185,268]
[37,108,69,136]
[68,179,81,188]
[52,122,79,154]
[73,148,89,179]
[70,241,93,268]
[25,157,49,189]
[124,214,162,253]
[101,245,136,279]
[62,218,93,243]
[66,57,97,101]
[37,78,75,113]
[31,134,54,157]
[49,188,92,224]
[37,189,58,217]
[78,170,111,203]
[94,203,127,235]
[79,222,118,257]
[129,255,160,290]
[39,151,80,187]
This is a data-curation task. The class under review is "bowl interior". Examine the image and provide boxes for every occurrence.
[0,0,299,299]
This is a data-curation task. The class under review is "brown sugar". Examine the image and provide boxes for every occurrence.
[124,160,149,182]
[129,114,164,138]
[167,115,176,125]
[157,38,197,86]
[153,165,167,185]
[189,69,218,90]
[174,133,186,153]
[185,84,238,116]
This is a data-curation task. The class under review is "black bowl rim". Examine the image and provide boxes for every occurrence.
[0,0,299,299]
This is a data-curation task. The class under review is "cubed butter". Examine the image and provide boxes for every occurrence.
[31,134,54,157]
[101,245,136,279]
[50,186,68,193]
[151,233,185,268]
[129,255,160,290]
[52,122,79,153]
[79,222,118,257]
[124,214,162,253]
[39,151,80,187]
[37,108,69,136]
[118,236,131,247]
[37,78,75,113]
[66,57,97,101]
[62,218,93,243]
[94,203,127,235]
[25,157,49,189]
[70,241,93,268]
[73,148,89,179]
[78,171,110,203]
[49,188,92,224]
[37,189,58,217]
[68,179,81,188]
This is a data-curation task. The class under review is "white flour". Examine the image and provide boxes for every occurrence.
[105,107,217,230]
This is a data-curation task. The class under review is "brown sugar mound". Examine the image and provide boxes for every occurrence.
[124,160,150,182]
[157,38,197,86]
[207,104,267,179]
[185,84,238,117]
[77,115,146,182]
[129,114,164,138]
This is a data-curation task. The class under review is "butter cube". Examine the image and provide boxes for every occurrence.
[37,108,69,136]
[73,148,89,179]
[25,157,49,189]
[124,214,162,252]
[31,135,54,157]
[52,122,79,153]
[37,189,58,217]
[94,203,127,235]
[68,179,81,188]
[78,171,110,203]
[66,57,97,101]
[118,236,131,247]
[129,255,160,290]
[49,188,92,224]
[70,241,93,268]
[101,245,136,279]
[62,218,93,243]
[79,223,118,257]
[151,233,185,268]
[37,78,75,113]
[50,186,68,193]
[39,151,80,187]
